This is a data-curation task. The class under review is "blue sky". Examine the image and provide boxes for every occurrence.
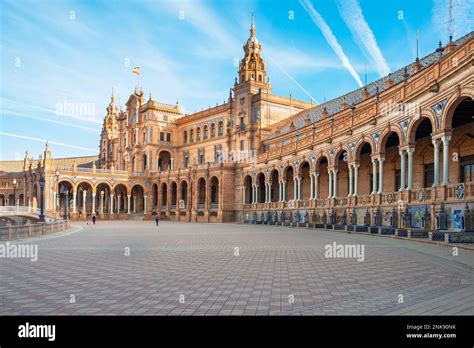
[1,0,472,160]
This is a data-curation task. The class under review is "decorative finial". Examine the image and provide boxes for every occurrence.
[149,92,152,101]
[111,87,115,103]
[45,140,49,149]
[250,12,255,37]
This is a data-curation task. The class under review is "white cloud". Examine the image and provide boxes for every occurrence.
[337,0,390,77]
[299,0,363,87]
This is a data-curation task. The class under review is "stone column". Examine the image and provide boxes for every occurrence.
[348,165,353,196]
[110,194,114,214]
[407,147,414,190]
[133,196,137,213]
[127,195,131,214]
[309,173,314,199]
[353,163,359,196]
[314,173,319,199]
[282,181,286,202]
[117,194,121,213]
[53,192,57,211]
[92,193,96,214]
[100,191,104,214]
[328,169,333,198]
[82,191,87,213]
[73,191,77,213]
[442,135,451,185]
[265,183,270,203]
[242,187,245,204]
[333,169,338,198]
[433,138,440,186]
[143,196,147,215]
[372,158,377,194]
[399,149,406,191]
[378,157,384,194]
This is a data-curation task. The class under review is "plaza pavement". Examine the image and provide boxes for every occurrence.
[0,221,472,315]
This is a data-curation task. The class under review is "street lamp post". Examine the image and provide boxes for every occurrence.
[55,169,60,212]
[39,175,45,222]
[12,178,17,208]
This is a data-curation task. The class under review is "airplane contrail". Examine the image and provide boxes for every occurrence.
[337,0,390,77]
[0,132,98,153]
[300,0,363,87]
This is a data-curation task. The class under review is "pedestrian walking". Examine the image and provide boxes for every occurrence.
[92,214,96,225]
[155,215,160,226]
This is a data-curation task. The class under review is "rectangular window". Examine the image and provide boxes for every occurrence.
[160,132,164,142]
[424,163,434,187]
[166,133,171,142]
[184,154,189,169]
[240,140,244,151]
[461,155,474,183]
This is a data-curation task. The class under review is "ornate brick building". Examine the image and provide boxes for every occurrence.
[1,23,473,231]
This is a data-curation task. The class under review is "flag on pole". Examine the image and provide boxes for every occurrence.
[132,66,141,75]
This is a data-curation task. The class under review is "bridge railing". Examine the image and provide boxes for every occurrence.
[0,206,56,221]
[0,220,70,241]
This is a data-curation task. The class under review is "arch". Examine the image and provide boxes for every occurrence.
[142,153,147,171]
[95,181,113,193]
[161,183,168,208]
[442,95,474,130]
[76,181,93,215]
[112,182,129,196]
[299,161,311,200]
[243,175,252,204]
[152,183,158,208]
[76,179,94,192]
[130,184,145,213]
[158,150,172,171]
[197,177,206,206]
[333,145,351,166]
[210,176,219,207]
[256,172,265,203]
[190,129,194,143]
[57,181,73,215]
[379,127,403,153]
[407,115,436,144]
[183,130,188,144]
[314,154,330,170]
[180,180,188,207]
[96,182,112,214]
[113,183,129,214]
[270,169,279,202]
[354,138,375,161]
[57,178,75,190]
[196,127,201,141]
[218,121,224,136]
[170,181,178,207]
[210,123,216,138]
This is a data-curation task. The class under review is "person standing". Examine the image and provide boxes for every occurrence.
[155,215,160,227]
[92,214,96,225]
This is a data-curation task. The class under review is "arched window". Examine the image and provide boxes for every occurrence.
[183,131,188,144]
[211,124,216,138]
[197,127,201,141]
[218,121,224,136]
[190,129,194,143]
[203,125,208,140]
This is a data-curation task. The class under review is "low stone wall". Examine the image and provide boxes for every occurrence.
[0,220,70,241]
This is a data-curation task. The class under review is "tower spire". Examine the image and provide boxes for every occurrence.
[250,12,255,37]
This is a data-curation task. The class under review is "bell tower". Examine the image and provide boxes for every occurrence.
[238,14,267,85]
